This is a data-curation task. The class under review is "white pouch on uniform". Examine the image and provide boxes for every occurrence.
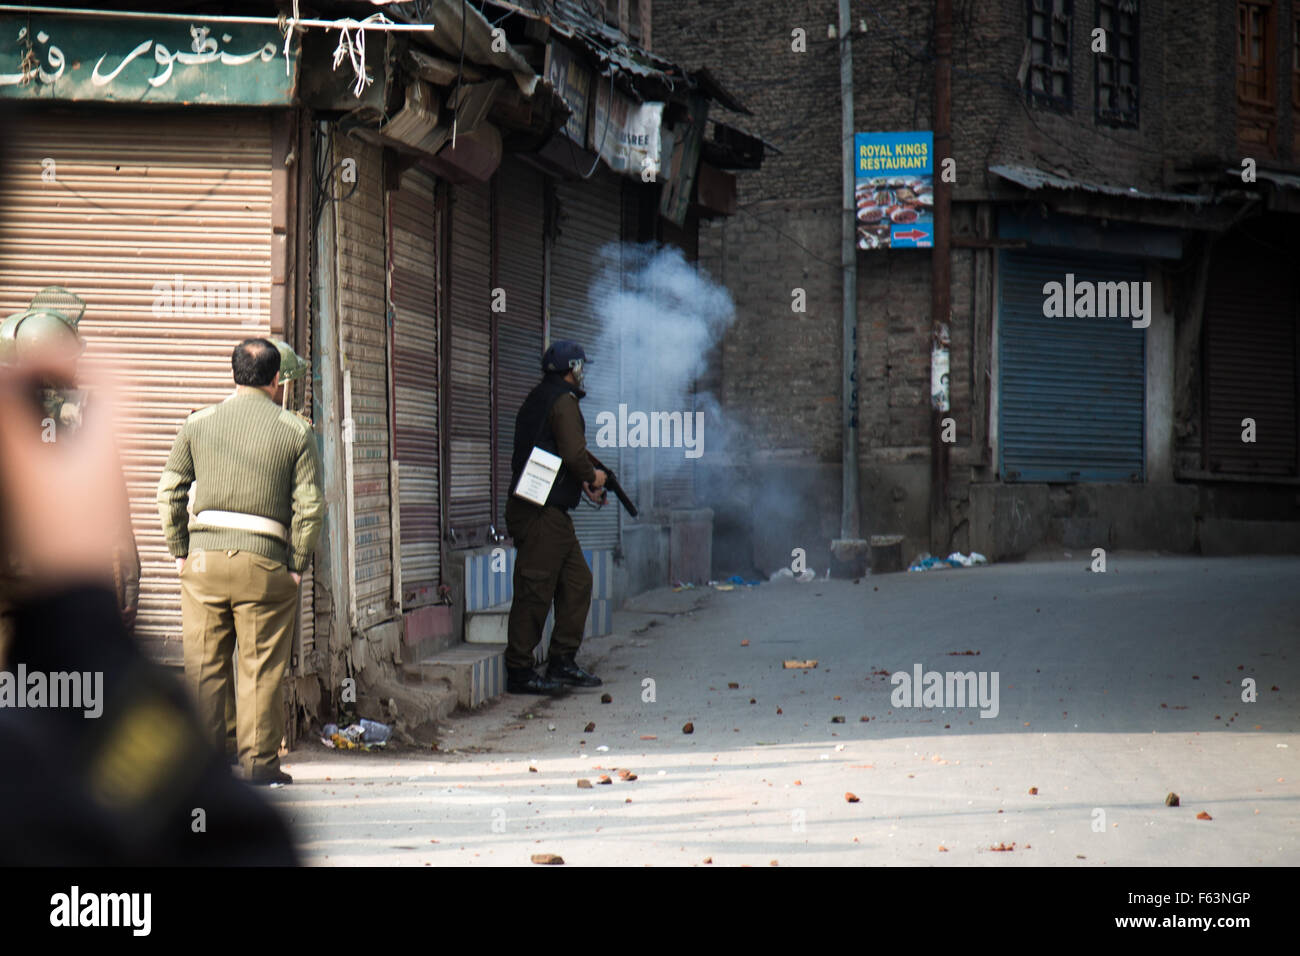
[514,446,563,506]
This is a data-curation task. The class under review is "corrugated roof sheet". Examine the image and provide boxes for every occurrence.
[990,164,1210,205]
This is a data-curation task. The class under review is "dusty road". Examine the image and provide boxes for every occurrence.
[271,555,1299,866]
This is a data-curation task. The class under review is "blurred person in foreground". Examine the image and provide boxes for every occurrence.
[0,348,297,864]
[0,288,140,659]
[157,338,321,786]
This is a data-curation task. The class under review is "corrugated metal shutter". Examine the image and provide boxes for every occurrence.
[447,180,494,541]
[0,111,275,665]
[389,167,443,605]
[333,133,394,626]
[494,158,545,526]
[997,249,1145,482]
[1204,244,1298,475]
[550,174,622,548]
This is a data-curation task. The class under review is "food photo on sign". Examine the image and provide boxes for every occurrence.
[853,131,934,250]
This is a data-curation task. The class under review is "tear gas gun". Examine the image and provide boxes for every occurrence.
[587,451,638,517]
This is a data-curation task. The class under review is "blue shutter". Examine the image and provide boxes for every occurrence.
[998,249,1146,482]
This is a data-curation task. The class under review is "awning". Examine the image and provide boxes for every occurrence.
[990,163,1210,205]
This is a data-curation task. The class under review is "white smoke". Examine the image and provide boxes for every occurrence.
[587,242,738,497]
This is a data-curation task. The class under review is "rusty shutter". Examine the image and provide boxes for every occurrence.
[333,133,394,627]
[1204,243,1299,476]
[0,111,275,665]
[446,180,494,543]
[550,173,622,549]
[388,167,442,606]
[494,158,546,527]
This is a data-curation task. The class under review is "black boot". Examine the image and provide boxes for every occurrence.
[506,666,568,696]
[546,654,602,688]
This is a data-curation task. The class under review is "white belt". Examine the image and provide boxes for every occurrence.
[194,510,290,543]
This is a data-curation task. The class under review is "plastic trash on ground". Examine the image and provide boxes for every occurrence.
[320,719,392,750]
[909,551,990,571]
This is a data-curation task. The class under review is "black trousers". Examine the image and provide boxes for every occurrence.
[505,497,592,670]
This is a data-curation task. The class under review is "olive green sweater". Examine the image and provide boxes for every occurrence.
[157,388,323,572]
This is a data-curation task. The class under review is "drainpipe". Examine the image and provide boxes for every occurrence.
[930,0,953,555]
[314,121,354,665]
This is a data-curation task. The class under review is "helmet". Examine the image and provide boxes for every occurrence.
[0,287,86,366]
[0,309,85,366]
[270,339,307,385]
[542,339,588,387]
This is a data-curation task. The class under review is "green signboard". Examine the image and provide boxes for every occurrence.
[0,15,299,105]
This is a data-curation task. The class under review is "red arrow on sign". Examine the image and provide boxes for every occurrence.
[893,228,931,241]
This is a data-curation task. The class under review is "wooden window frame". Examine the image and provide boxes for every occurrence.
[1238,0,1275,108]
[1292,12,1300,108]
[1026,0,1073,112]
[1095,0,1139,127]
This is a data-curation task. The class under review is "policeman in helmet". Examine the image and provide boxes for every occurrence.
[503,339,607,695]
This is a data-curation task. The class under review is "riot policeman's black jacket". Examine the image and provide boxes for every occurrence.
[511,372,598,511]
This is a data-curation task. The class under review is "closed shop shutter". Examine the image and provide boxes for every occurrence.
[494,158,546,526]
[1203,244,1298,475]
[389,167,443,606]
[997,249,1145,482]
[333,134,394,626]
[550,173,622,549]
[446,180,494,542]
[0,111,275,665]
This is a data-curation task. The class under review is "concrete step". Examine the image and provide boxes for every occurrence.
[410,644,505,710]
[465,599,615,662]
[465,602,510,644]
[390,674,459,724]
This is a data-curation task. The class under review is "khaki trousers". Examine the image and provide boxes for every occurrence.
[505,498,593,670]
[180,549,298,778]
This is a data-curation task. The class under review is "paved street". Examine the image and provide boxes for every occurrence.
[272,555,1299,866]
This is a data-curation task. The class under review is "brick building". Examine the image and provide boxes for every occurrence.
[655,0,1300,572]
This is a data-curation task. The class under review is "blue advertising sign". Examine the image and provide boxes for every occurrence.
[853,131,934,250]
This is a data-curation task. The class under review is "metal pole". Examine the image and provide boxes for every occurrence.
[930,0,953,554]
[838,0,860,541]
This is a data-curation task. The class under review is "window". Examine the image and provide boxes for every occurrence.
[1238,1,1274,105]
[1027,0,1073,111]
[1292,14,1300,107]
[1095,0,1138,127]
[1237,0,1276,152]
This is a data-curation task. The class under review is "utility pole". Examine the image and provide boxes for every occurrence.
[838,0,859,542]
[930,0,953,555]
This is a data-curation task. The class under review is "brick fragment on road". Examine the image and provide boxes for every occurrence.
[598,774,612,784]
[577,779,593,789]
[1165,792,1180,806]
[1197,811,1213,820]
[584,721,596,732]
[783,660,818,669]
[1028,786,1038,795]
[845,792,860,803]
[600,693,612,703]
[531,853,564,865]
[682,722,694,734]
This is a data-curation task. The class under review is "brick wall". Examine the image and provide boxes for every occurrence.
[657,0,1255,563]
